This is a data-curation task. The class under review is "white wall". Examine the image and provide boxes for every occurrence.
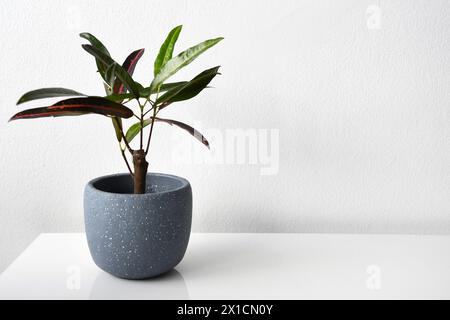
[1,0,449,271]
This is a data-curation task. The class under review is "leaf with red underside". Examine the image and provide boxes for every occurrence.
[114,49,145,94]
[125,116,209,149]
[156,117,210,149]
[9,97,134,121]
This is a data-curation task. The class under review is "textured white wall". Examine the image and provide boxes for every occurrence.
[1,0,449,271]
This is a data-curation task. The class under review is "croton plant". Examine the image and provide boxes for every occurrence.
[10,26,223,194]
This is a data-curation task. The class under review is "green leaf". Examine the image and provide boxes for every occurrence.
[154,25,182,77]
[82,44,114,67]
[104,92,134,102]
[79,33,110,56]
[125,117,209,148]
[150,37,224,92]
[139,81,187,97]
[111,117,123,142]
[10,97,134,121]
[81,44,115,80]
[159,81,189,92]
[156,66,220,107]
[105,63,117,90]
[79,33,111,80]
[17,88,86,105]
[125,119,149,143]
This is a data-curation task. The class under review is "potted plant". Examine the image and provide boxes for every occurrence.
[10,26,223,279]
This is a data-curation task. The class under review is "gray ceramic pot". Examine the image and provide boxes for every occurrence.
[83,173,192,279]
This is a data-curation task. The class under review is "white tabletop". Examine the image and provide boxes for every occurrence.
[0,233,449,300]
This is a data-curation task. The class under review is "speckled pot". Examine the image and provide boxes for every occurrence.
[83,173,192,279]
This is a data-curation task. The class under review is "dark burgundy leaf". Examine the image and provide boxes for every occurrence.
[9,97,133,121]
[114,48,145,94]
[154,117,210,148]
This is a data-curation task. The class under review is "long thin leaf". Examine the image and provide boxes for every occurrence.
[125,116,209,148]
[126,118,152,143]
[122,49,145,76]
[158,117,209,148]
[111,117,123,142]
[156,66,220,107]
[114,48,145,94]
[81,44,114,77]
[139,81,187,97]
[10,97,133,121]
[107,58,125,142]
[79,33,110,56]
[79,33,111,80]
[108,64,124,142]
[154,25,182,77]
[105,63,117,90]
[17,88,86,105]
[150,37,223,92]
[106,63,123,142]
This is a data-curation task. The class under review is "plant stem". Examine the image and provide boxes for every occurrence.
[132,149,148,194]
[132,99,150,194]
[138,100,144,150]
[120,147,134,176]
[140,111,144,149]
[120,130,133,153]
[145,92,159,156]
[143,106,154,117]
[145,106,157,155]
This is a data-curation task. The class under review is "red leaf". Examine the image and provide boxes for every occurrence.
[154,117,210,149]
[10,97,133,121]
[114,48,145,94]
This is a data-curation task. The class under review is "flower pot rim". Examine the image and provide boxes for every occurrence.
[86,172,190,196]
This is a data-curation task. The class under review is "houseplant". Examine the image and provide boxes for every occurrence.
[10,26,223,279]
